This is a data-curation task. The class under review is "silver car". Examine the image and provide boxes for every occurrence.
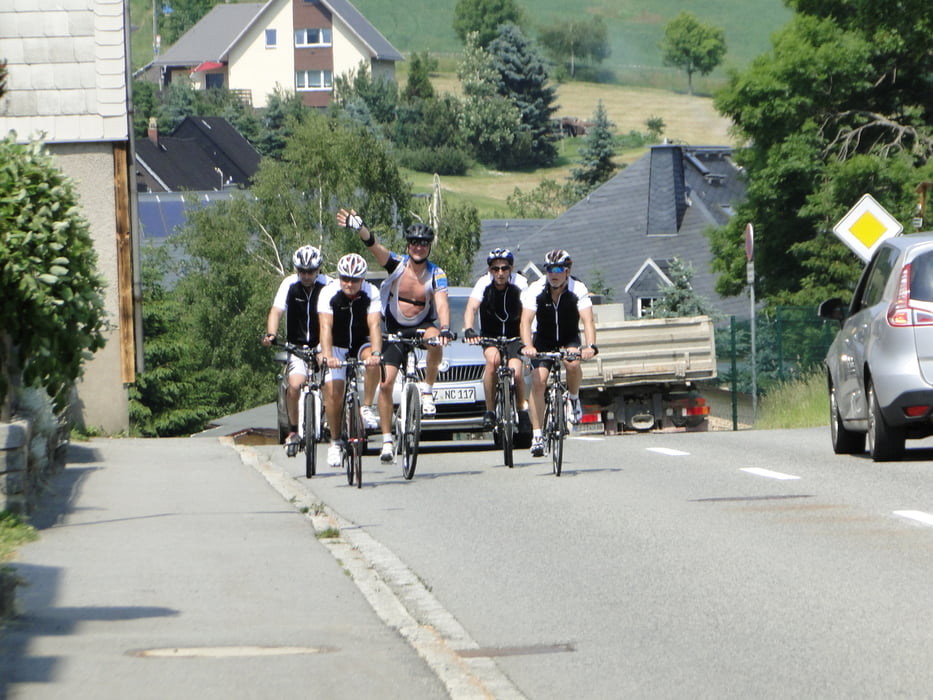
[818,232,933,460]
[393,287,487,439]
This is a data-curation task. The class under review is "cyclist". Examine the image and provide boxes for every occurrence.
[463,247,531,432]
[318,253,384,467]
[336,208,453,463]
[262,245,330,456]
[520,249,598,457]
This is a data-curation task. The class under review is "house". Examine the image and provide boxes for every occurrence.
[152,0,404,109]
[477,144,749,320]
[136,116,262,192]
[0,0,139,433]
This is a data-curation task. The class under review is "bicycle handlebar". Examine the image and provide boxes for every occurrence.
[534,349,583,362]
[383,332,454,347]
[468,335,522,348]
[269,338,320,364]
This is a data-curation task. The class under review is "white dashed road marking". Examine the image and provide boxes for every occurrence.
[741,467,801,480]
[646,447,690,456]
[893,510,933,527]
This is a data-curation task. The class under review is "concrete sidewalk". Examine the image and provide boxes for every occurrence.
[0,435,445,699]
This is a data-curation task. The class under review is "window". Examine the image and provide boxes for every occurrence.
[294,28,332,47]
[205,73,224,89]
[295,70,333,91]
[636,297,655,318]
[265,29,277,48]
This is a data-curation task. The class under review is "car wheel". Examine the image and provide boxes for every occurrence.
[867,380,905,461]
[829,378,864,454]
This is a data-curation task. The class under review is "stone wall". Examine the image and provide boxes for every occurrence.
[0,421,30,515]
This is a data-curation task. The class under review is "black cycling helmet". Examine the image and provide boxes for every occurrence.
[405,223,435,243]
[486,247,514,266]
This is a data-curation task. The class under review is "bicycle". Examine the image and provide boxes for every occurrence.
[333,357,368,489]
[476,336,522,468]
[383,331,451,480]
[274,340,325,479]
[535,350,581,476]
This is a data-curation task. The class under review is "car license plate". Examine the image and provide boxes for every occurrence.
[433,386,475,403]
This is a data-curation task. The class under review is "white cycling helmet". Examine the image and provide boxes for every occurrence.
[544,249,572,267]
[336,253,368,279]
[292,245,322,271]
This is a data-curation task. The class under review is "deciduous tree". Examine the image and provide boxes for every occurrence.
[660,12,726,95]
[537,17,610,79]
[452,0,524,48]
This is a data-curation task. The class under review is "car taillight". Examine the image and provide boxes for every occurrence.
[903,405,930,418]
[887,264,933,326]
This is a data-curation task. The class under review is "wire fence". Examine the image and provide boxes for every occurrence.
[715,306,838,396]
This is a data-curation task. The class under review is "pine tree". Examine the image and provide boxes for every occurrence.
[487,23,558,168]
[569,100,618,197]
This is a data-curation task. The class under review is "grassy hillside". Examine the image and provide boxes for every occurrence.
[351,0,791,88]
[132,0,791,83]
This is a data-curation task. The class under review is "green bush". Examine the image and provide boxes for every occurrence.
[396,146,472,175]
[0,135,107,419]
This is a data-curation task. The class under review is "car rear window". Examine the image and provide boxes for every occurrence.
[910,251,933,302]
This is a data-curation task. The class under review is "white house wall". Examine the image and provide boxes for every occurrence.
[228,0,293,109]
[332,17,375,82]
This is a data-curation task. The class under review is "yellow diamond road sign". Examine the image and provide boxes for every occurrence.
[833,193,902,262]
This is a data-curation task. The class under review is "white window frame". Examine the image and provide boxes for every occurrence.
[636,297,655,318]
[265,29,277,48]
[295,70,333,91]
[294,28,332,47]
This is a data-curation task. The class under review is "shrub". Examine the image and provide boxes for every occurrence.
[396,146,471,175]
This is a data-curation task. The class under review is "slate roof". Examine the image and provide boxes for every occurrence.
[0,0,129,143]
[135,116,261,192]
[475,145,749,319]
[154,0,403,68]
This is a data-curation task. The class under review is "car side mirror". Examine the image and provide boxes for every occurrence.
[817,298,847,324]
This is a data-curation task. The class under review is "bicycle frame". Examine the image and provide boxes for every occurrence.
[535,350,580,476]
[275,340,324,478]
[336,357,366,489]
[479,336,521,468]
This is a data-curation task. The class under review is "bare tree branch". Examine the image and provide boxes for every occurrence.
[822,110,933,161]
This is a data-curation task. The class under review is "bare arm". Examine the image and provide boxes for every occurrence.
[337,208,391,267]
[262,306,284,345]
[578,305,596,360]
[318,312,338,367]
[520,307,536,357]
[463,297,480,343]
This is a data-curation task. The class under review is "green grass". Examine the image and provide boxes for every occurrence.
[130,0,792,77]
[755,372,829,430]
[0,511,37,564]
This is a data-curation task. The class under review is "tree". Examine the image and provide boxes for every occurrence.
[711,3,933,307]
[488,23,559,168]
[158,0,215,48]
[568,100,619,197]
[456,32,521,167]
[537,17,610,79]
[403,52,436,102]
[0,135,107,420]
[452,0,524,48]
[649,258,716,318]
[660,12,727,95]
[332,61,399,128]
[507,178,576,218]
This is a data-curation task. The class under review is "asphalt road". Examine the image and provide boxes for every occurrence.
[241,424,933,699]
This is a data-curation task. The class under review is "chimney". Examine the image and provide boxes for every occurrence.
[147,117,158,146]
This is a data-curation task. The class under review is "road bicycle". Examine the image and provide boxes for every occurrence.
[535,350,581,476]
[477,336,522,468]
[383,331,450,480]
[333,356,368,489]
[274,340,325,479]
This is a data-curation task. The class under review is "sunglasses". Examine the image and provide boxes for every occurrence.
[545,265,568,273]
[489,265,512,272]
[408,239,431,247]
[339,275,363,283]
[297,268,318,275]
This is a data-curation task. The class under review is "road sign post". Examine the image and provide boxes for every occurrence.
[745,223,757,420]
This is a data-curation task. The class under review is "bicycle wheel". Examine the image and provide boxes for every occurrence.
[303,390,318,478]
[498,374,515,468]
[345,398,364,489]
[548,384,564,476]
[400,382,421,480]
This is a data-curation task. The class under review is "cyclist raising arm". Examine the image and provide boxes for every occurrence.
[317,253,383,468]
[463,247,530,432]
[520,249,597,457]
[336,208,454,463]
[261,245,330,456]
